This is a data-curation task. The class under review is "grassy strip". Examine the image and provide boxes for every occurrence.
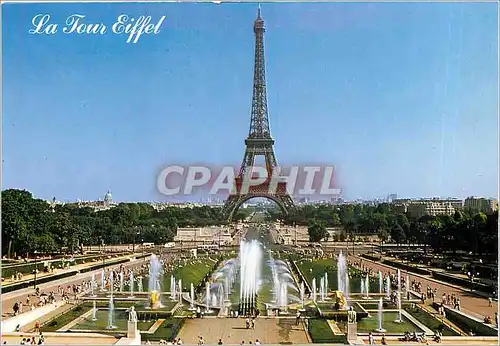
[307,318,346,343]
[403,306,459,336]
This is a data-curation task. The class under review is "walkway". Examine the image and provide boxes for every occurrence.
[177,318,309,344]
[350,255,498,320]
[1,256,147,320]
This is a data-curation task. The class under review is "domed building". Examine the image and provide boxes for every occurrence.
[104,190,112,206]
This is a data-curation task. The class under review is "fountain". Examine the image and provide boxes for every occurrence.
[101,269,106,291]
[170,276,176,300]
[205,282,213,313]
[324,272,329,299]
[312,278,317,303]
[394,291,403,323]
[360,279,365,296]
[106,296,117,329]
[397,269,401,293]
[211,293,217,307]
[320,277,325,302]
[178,279,183,303]
[90,273,96,297]
[337,251,349,300]
[109,271,114,296]
[375,297,386,332]
[239,240,262,315]
[129,271,134,297]
[148,254,163,309]
[378,271,383,293]
[91,300,97,321]
[137,278,143,293]
[385,276,391,299]
[119,272,124,292]
[365,274,370,299]
[225,276,230,301]
[189,283,196,310]
[279,281,288,313]
[218,285,224,308]
[300,281,305,309]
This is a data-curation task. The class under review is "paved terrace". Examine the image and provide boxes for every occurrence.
[348,254,498,321]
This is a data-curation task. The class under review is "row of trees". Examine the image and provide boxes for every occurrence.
[1,189,250,257]
[270,203,497,256]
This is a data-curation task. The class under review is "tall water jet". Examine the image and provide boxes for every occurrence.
[320,277,325,302]
[129,271,134,297]
[91,300,97,321]
[300,281,305,308]
[397,269,401,293]
[394,291,403,323]
[279,281,288,313]
[225,276,230,301]
[218,285,224,308]
[378,271,383,293]
[360,279,365,295]
[137,278,143,293]
[205,282,212,313]
[170,276,176,300]
[148,254,163,309]
[101,269,106,291]
[324,272,329,299]
[239,240,262,315]
[189,283,195,310]
[312,278,317,303]
[375,297,386,332]
[106,296,116,329]
[385,276,391,299]
[365,274,370,299]
[178,279,183,303]
[337,251,348,298]
[90,273,96,297]
[119,272,124,292]
[109,271,114,296]
[211,293,217,307]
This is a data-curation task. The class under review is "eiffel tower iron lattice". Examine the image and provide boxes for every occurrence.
[222,7,295,221]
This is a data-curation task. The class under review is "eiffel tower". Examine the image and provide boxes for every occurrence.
[222,7,295,221]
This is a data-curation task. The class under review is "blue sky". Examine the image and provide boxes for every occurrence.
[2,2,498,202]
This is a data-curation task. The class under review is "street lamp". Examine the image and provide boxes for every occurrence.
[33,250,38,289]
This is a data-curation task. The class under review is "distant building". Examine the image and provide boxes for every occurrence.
[464,197,498,213]
[393,198,464,218]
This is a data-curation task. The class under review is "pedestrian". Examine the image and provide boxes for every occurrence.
[34,321,40,334]
[255,340,261,345]
[251,318,255,329]
[13,302,19,316]
[488,297,492,307]
[368,332,374,345]
[381,334,387,345]
[218,339,223,345]
[296,311,301,326]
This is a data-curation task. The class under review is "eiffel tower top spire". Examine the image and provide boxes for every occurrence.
[249,5,270,139]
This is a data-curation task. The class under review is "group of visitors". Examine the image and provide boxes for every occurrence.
[150,338,183,345]
[367,332,386,345]
[18,333,44,345]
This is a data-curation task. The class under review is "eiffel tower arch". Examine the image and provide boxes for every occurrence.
[222,7,295,222]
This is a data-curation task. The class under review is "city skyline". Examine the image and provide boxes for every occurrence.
[3,2,498,202]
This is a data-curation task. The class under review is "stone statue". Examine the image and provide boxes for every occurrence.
[347,309,356,324]
[128,306,138,323]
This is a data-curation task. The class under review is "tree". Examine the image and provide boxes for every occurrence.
[390,224,406,247]
[308,220,328,242]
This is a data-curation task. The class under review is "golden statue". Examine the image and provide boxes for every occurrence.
[150,291,161,309]
[331,290,347,310]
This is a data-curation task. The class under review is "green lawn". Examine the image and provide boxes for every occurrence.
[404,307,459,336]
[142,318,185,342]
[307,318,346,343]
[357,312,423,334]
[171,258,216,289]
